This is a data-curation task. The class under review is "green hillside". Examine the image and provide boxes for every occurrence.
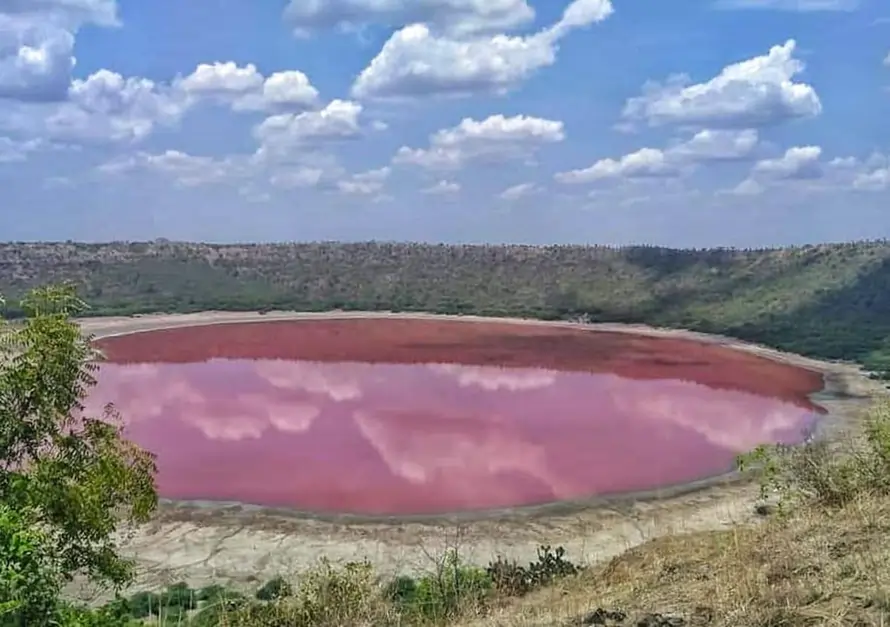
[3,239,890,375]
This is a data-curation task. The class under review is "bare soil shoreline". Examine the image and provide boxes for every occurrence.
[72,311,884,599]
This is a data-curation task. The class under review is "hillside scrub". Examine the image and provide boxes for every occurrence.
[3,240,890,376]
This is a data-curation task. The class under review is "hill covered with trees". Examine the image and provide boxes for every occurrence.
[3,239,890,374]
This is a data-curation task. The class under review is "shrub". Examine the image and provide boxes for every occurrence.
[388,550,492,622]
[255,576,292,601]
[487,545,581,597]
[0,505,64,626]
[739,400,890,512]
[227,559,392,627]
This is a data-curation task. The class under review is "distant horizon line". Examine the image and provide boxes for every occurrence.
[1,238,888,252]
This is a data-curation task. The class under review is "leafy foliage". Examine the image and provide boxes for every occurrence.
[0,284,158,624]
[254,576,292,601]
[739,401,890,513]
[486,545,581,597]
[384,550,492,622]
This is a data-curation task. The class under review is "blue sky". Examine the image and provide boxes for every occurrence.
[0,0,888,247]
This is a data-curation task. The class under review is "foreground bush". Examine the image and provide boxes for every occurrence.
[0,286,158,625]
[62,545,583,626]
[739,400,890,512]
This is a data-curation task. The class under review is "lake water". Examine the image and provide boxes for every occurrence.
[88,319,824,515]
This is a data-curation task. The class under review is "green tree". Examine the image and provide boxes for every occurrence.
[0,285,158,623]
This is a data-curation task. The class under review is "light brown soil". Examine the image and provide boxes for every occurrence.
[71,311,883,600]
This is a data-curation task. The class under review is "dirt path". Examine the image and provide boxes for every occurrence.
[72,311,883,599]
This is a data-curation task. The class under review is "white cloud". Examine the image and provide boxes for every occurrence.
[350,0,613,99]
[0,18,76,101]
[98,150,248,186]
[253,99,363,162]
[0,53,324,145]
[556,147,678,184]
[724,150,890,195]
[715,0,858,10]
[284,0,536,37]
[0,136,47,162]
[2,0,119,27]
[752,145,823,179]
[498,181,540,200]
[49,70,188,142]
[853,167,890,190]
[175,62,319,112]
[269,167,327,189]
[884,51,890,66]
[726,178,765,195]
[622,40,821,128]
[422,179,461,194]
[176,61,262,95]
[556,129,758,184]
[668,128,759,161]
[0,1,120,102]
[338,165,391,194]
[394,113,564,170]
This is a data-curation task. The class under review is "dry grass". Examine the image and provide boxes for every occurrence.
[199,492,890,626]
[465,491,890,626]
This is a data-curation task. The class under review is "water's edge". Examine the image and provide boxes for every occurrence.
[86,313,851,526]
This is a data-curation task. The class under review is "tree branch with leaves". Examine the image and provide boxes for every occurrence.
[0,284,158,625]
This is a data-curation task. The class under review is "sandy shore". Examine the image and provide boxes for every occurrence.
[71,311,884,599]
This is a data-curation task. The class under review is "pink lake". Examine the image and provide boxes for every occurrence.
[85,354,820,516]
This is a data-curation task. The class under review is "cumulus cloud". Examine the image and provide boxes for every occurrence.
[752,145,823,179]
[422,179,461,194]
[394,113,564,170]
[0,1,120,102]
[269,167,327,189]
[0,44,326,147]
[350,0,614,99]
[853,166,890,191]
[284,0,535,37]
[556,128,759,184]
[59,70,189,141]
[337,165,391,195]
[98,150,249,186]
[498,182,540,200]
[668,128,759,161]
[0,68,190,143]
[0,18,76,101]
[556,148,679,184]
[253,99,363,162]
[622,40,821,129]
[175,62,320,112]
[722,146,890,195]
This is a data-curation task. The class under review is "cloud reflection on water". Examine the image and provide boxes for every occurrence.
[84,358,818,513]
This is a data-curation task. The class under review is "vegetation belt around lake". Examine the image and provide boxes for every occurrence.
[4,240,890,377]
